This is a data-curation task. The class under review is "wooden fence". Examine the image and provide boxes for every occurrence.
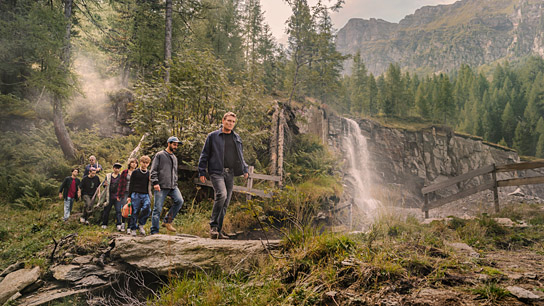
[421,160,544,218]
[179,165,281,199]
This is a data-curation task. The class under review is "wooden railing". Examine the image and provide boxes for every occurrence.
[179,165,280,199]
[421,160,544,218]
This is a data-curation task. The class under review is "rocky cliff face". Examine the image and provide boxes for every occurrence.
[336,0,544,75]
[300,106,524,207]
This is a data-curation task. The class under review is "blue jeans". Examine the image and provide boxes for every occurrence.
[210,170,234,233]
[150,187,184,234]
[101,196,123,226]
[63,197,74,221]
[130,193,151,230]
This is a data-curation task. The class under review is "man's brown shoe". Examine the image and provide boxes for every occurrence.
[163,223,176,232]
[210,228,219,239]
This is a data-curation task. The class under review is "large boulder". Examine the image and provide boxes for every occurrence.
[110,234,279,275]
[0,266,40,304]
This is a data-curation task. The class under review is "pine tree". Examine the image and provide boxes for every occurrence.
[513,121,534,156]
[415,83,430,119]
[383,63,402,116]
[501,102,517,147]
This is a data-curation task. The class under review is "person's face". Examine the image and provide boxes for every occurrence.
[71,169,79,177]
[89,170,96,177]
[222,115,236,131]
[140,160,150,170]
[113,167,120,174]
[89,157,96,165]
[129,161,137,170]
[168,142,179,152]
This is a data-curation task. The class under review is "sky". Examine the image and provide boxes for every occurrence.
[262,0,458,44]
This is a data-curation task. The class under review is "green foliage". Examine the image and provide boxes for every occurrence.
[334,56,544,157]
[472,282,510,302]
[155,271,283,306]
[284,134,339,184]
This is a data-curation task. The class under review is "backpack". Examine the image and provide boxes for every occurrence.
[121,203,132,218]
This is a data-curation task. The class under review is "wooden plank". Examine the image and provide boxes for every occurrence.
[423,181,495,211]
[491,167,500,213]
[193,178,272,198]
[421,164,495,194]
[180,165,281,182]
[497,176,544,188]
[250,173,282,182]
[424,194,429,219]
[179,165,198,171]
[495,160,544,173]
[247,166,254,200]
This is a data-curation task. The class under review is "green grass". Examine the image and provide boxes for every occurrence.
[0,201,111,270]
[2,198,544,305]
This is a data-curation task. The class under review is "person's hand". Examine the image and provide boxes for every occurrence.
[117,197,120,201]
[127,198,131,204]
[244,173,249,180]
[59,193,63,199]
[154,184,161,191]
[199,176,206,184]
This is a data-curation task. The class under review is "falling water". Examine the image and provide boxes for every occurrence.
[342,118,381,227]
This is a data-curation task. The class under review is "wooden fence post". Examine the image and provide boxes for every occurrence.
[491,164,500,213]
[246,166,254,201]
[424,194,429,219]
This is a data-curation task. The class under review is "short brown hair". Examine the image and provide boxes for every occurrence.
[140,155,151,163]
[127,157,139,168]
[222,112,237,120]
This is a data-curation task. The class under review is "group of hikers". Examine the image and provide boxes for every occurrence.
[58,112,248,239]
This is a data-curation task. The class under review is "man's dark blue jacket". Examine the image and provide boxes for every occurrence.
[198,127,249,177]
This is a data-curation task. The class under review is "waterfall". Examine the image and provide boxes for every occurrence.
[342,118,381,227]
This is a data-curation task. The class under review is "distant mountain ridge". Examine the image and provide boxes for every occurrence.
[336,0,544,75]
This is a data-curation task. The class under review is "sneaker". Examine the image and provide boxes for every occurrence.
[163,223,177,232]
[80,217,86,224]
[120,223,125,232]
[101,225,107,229]
[210,228,219,239]
[218,232,229,239]
[116,225,122,231]
[138,226,146,236]
[85,220,90,225]
[131,230,136,236]
[127,229,131,235]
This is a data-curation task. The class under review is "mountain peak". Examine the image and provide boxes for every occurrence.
[336,0,544,75]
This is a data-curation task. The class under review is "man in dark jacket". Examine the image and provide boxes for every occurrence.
[59,168,81,222]
[149,136,184,234]
[79,168,101,224]
[199,112,248,239]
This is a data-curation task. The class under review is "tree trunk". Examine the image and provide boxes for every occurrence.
[51,0,76,160]
[277,108,286,186]
[164,0,172,83]
[53,98,76,160]
[270,104,279,175]
[63,0,72,66]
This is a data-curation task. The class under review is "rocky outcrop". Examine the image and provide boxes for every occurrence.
[110,234,279,275]
[300,106,541,207]
[0,266,41,304]
[14,235,279,305]
[336,0,544,75]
